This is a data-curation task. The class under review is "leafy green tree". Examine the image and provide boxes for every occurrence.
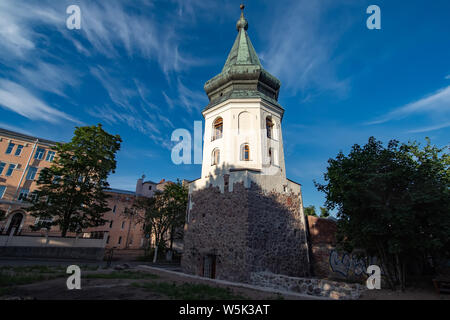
[315,137,450,290]
[319,207,330,218]
[27,125,122,237]
[164,180,189,252]
[131,180,188,263]
[133,192,166,262]
[304,205,317,217]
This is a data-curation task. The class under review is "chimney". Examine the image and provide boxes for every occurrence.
[136,174,145,196]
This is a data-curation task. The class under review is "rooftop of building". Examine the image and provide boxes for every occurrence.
[105,188,136,196]
[0,127,59,146]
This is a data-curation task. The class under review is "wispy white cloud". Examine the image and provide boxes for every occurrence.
[163,91,176,110]
[90,66,137,112]
[261,0,352,97]
[0,0,209,77]
[18,62,80,97]
[177,78,208,113]
[76,1,208,76]
[445,75,450,80]
[159,79,207,114]
[407,121,450,133]
[0,122,35,136]
[0,80,80,124]
[367,86,450,125]
[0,0,63,58]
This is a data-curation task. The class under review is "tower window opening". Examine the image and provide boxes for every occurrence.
[266,117,274,139]
[212,117,223,141]
[241,144,250,161]
[212,148,220,166]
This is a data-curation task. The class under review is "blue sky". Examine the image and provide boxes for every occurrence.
[0,0,449,212]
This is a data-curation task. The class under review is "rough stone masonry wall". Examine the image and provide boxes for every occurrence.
[182,182,251,283]
[250,272,366,300]
[181,181,310,283]
[307,216,379,283]
[246,183,309,278]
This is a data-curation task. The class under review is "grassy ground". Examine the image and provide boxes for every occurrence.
[131,281,246,300]
[0,266,290,300]
[0,265,67,297]
[84,271,159,280]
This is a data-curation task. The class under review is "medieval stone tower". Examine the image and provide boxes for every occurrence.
[181,5,310,283]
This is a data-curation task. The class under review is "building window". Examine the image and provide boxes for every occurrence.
[241,144,250,161]
[29,191,39,202]
[266,117,274,139]
[5,164,16,177]
[106,236,110,244]
[112,205,117,213]
[109,221,113,228]
[45,151,56,162]
[5,142,15,155]
[18,189,29,201]
[268,148,273,165]
[0,162,5,175]
[35,216,52,226]
[15,145,23,156]
[35,148,45,160]
[149,185,152,190]
[0,186,6,199]
[118,236,122,245]
[211,148,220,166]
[121,221,125,229]
[212,117,223,141]
[26,167,38,180]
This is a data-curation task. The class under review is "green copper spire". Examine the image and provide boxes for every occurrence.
[203,4,282,111]
[222,5,261,72]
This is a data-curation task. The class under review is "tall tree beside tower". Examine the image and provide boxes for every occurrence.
[27,124,122,237]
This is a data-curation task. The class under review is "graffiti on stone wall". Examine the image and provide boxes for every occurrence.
[329,250,379,278]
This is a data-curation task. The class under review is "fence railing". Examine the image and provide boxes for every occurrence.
[0,226,108,239]
[0,227,108,249]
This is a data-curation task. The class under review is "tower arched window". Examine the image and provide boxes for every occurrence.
[212,148,220,166]
[268,147,273,165]
[212,117,223,141]
[266,116,274,139]
[240,144,250,161]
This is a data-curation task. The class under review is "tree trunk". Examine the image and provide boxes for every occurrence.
[401,258,406,292]
[153,233,160,263]
[169,226,174,251]
[376,243,396,290]
[395,254,405,291]
[61,226,68,238]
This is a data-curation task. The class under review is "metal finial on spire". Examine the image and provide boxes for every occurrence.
[236,4,248,31]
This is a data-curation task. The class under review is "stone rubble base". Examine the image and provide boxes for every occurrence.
[250,271,366,300]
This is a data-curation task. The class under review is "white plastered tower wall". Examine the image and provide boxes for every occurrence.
[200,98,286,181]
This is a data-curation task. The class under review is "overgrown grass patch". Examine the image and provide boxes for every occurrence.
[0,265,68,297]
[0,265,65,274]
[84,271,159,280]
[132,281,247,300]
[0,287,13,297]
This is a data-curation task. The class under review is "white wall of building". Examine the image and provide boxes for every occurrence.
[201,98,286,180]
